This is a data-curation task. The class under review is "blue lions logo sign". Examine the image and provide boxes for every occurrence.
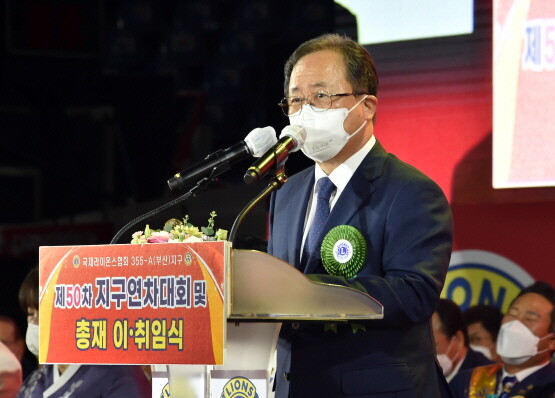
[220,376,258,398]
[442,250,534,312]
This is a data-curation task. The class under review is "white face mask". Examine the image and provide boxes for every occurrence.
[470,344,493,360]
[496,320,552,365]
[26,322,39,357]
[436,339,454,376]
[289,95,368,162]
[436,352,453,376]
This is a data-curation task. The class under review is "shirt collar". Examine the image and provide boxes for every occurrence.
[314,135,376,201]
[445,352,466,383]
[502,361,551,384]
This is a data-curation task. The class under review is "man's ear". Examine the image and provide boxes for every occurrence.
[363,95,378,121]
[454,330,467,348]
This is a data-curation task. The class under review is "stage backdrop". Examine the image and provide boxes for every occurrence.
[369,0,555,309]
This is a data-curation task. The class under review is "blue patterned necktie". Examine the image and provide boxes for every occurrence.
[499,375,518,398]
[302,177,335,267]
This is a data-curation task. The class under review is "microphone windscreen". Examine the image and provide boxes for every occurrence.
[279,125,306,152]
[244,126,278,157]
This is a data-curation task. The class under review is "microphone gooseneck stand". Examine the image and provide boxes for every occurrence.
[110,177,215,244]
[111,156,290,245]
[229,169,288,246]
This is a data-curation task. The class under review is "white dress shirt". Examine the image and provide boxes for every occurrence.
[300,135,376,260]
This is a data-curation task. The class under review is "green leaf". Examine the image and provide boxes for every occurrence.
[201,227,214,236]
[350,322,367,334]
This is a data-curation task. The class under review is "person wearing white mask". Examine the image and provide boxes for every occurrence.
[432,299,492,385]
[16,267,151,398]
[0,314,37,382]
[450,281,555,398]
[463,304,503,362]
[268,33,454,398]
[0,339,22,398]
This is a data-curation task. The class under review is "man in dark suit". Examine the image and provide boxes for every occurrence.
[433,299,492,386]
[267,33,454,398]
[450,282,555,398]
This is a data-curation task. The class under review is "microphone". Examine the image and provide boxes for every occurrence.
[243,125,306,184]
[167,126,277,190]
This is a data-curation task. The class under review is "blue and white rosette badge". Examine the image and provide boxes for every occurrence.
[321,225,367,279]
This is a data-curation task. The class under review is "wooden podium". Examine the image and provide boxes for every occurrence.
[165,249,383,398]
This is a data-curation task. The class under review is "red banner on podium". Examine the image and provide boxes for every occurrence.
[38,241,228,365]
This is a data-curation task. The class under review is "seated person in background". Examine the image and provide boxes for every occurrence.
[0,316,25,371]
[433,299,493,385]
[1,340,21,398]
[463,304,503,362]
[0,314,37,380]
[16,268,151,398]
[450,281,555,398]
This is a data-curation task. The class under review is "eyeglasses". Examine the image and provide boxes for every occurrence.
[278,91,364,116]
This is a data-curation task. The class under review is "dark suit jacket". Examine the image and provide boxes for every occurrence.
[450,362,555,398]
[448,349,493,389]
[268,140,454,398]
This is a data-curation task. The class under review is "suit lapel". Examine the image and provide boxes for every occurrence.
[511,362,555,395]
[303,141,388,274]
